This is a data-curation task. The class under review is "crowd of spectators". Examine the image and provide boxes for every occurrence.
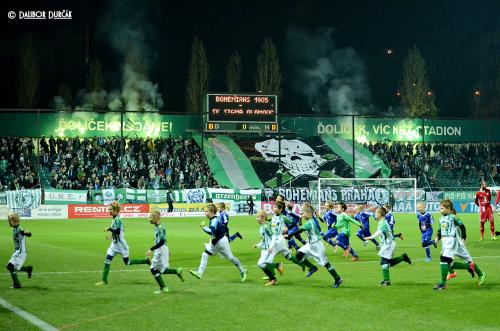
[366,141,500,188]
[1,136,499,192]
[0,136,217,191]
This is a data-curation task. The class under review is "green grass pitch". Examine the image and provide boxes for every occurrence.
[1,213,499,330]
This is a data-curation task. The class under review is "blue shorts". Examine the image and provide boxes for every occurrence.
[421,228,433,243]
[335,233,350,248]
[322,228,338,239]
[288,226,299,237]
[357,227,372,237]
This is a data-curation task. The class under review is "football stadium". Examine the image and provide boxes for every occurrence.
[1,1,499,330]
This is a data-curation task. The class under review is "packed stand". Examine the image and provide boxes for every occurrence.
[0,137,38,190]
[365,141,500,188]
[0,136,216,191]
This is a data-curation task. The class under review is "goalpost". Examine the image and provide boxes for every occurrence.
[310,177,419,214]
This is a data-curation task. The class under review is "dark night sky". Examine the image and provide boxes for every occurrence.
[0,0,499,117]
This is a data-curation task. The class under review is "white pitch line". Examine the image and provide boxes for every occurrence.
[0,297,58,331]
[0,255,498,277]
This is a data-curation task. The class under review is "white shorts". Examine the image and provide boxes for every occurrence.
[205,236,235,260]
[9,251,27,271]
[257,250,272,268]
[298,241,328,266]
[151,245,170,273]
[441,237,472,262]
[268,238,292,261]
[378,240,396,260]
[106,241,129,258]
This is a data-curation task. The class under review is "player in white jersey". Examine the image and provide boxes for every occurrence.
[96,202,150,286]
[433,199,485,290]
[6,213,33,289]
[254,210,284,285]
[147,210,184,294]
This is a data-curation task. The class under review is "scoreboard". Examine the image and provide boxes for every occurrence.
[204,93,278,133]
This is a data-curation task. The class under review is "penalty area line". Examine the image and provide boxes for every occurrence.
[0,297,58,331]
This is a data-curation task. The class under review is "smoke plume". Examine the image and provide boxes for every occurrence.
[285,27,374,115]
[54,0,163,111]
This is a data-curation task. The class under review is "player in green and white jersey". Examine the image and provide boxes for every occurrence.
[6,213,33,289]
[96,202,150,286]
[286,204,343,288]
[433,199,485,290]
[364,207,411,286]
[253,210,284,286]
[147,210,184,294]
[268,201,314,277]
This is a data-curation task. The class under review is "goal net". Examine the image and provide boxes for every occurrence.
[309,178,420,214]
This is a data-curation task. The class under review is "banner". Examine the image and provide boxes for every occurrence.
[444,191,477,200]
[0,191,6,205]
[126,188,147,203]
[0,112,199,138]
[183,188,207,203]
[44,189,87,204]
[193,135,263,189]
[6,189,42,210]
[208,188,261,214]
[280,116,500,143]
[31,205,68,219]
[68,204,149,219]
[150,203,210,217]
[236,136,353,188]
[91,188,125,204]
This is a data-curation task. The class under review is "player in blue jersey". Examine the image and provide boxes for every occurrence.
[354,205,380,249]
[317,201,339,253]
[416,202,437,262]
[284,202,306,250]
[190,203,247,281]
[217,202,242,242]
[384,204,404,240]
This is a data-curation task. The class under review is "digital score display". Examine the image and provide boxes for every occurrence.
[205,93,278,133]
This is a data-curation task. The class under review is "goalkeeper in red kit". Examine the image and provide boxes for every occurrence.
[495,188,500,237]
[475,180,496,241]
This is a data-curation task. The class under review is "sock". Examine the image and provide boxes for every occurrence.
[350,248,359,258]
[292,255,313,269]
[128,258,149,265]
[371,239,379,246]
[10,271,21,287]
[295,234,306,245]
[473,263,483,277]
[19,266,30,273]
[440,262,449,285]
[265,264,276,278]
[356,231,364,241]
[325,262,340,281]
[425,247,431,258]
[262,266,275,280]
[382,267,390,281]
[490,221,495,236]
[154,274,166,289]
[480,222,485,237]
[197,252,210,275]
[229,233,238,242]
[229,256,244,273]
[390,256,404,266]
[326,238,337,247]
[267,262,279,269]
[288,239,299,250]
[451,261,469,270]
[101,263,111,282]
[163,268,178,275]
